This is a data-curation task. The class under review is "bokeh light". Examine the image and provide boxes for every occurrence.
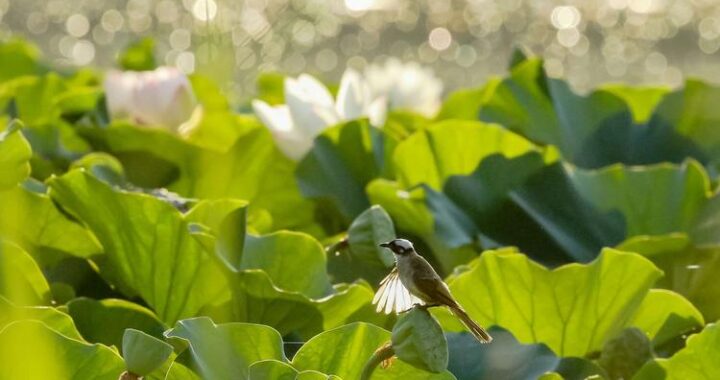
[2,0,720,96]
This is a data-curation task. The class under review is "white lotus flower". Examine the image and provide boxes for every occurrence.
[104,67,198,132]
[365,58,443,117]
[252,69,386,161]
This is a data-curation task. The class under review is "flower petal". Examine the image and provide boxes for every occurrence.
[285,76,339,136]
[336,68,371,120]
[252,100,312,161]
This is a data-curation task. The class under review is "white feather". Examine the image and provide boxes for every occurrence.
[373,268,421,314]
[384,277,398,314]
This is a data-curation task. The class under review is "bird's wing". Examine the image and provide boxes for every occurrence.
[372,267,417,314]
[413,276,458,308]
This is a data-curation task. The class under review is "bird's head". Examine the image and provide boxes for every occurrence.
[380,238,415,256]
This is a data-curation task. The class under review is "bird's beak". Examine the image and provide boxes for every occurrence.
[379,242,391,248]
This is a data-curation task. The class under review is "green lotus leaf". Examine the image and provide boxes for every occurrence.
[618,234,720,321]
[479,57,704,169]
[424,152,623,262]
[433,249,703,357]
[119,38,156,71]
[221,269,379,338]
[292,323,455,379]
[164,317,285,380]
[66,298,166,349]
[49,170,228,324]
[0,320,124,380]
[241,232,332,298]
[435,80,499,121]
[0,239,50,305]
[248,360,299,380]
[296,119,384,220]
[0,122,31,190]
[634,323,720,380]
[122,328,173,376]
[0,39,43,83]
[164,361,201,380]
[392,120,550,190]
[0,296,82,339]
[0,184,101,264]
[566,160,710,237]
[90,120,316,232]
[598,328,652,380]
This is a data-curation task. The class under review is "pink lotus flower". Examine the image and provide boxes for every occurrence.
[104,67,198,132]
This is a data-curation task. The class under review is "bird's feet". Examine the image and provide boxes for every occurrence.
[399,303,440,313]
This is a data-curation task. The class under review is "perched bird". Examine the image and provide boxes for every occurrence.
[373,238,492,343]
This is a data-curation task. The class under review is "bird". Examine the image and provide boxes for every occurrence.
[372,238,492,343]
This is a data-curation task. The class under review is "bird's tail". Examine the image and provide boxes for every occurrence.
[450,306,492,343]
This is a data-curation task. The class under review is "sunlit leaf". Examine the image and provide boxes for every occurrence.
[634,323,720,380]
[0,239,50,305]
[0,320,124,380]
[122,329,173,376]
[292,323,455,379]
[165,317,285,380]
[0,122,31,189]
[434,249,703,357]
[66,297,166,349]
[49,171,228,324]
[0,296,82,339]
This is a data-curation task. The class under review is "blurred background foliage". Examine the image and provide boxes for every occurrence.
[2,0,720,103]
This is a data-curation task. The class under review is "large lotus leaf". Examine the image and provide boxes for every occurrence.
[296,119,385,220]
[87,121,316,232]
[48,170,228,324]
[634,323,720,380]
[479,59,629,158]
[241,232,332,298]
[446,329,610,380]
[366,179,434,239]
[66,298,166,350]
[0,239,50,305]
[0,296,82,340]
[221,269,379,338]
[164,317,285,380]
[392,120,549,190]
[433,249,703,357]
[0,184,101,264]
[618,234,720,321]
[567,160,710,237]
[0,123,31,190]
[10,75,92,169]
[653,79,720,170]
[424,152,624,262]
[328,205,396,285]
[0,320,124,380]
[291,323,455,379]
[479,58,706,169]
